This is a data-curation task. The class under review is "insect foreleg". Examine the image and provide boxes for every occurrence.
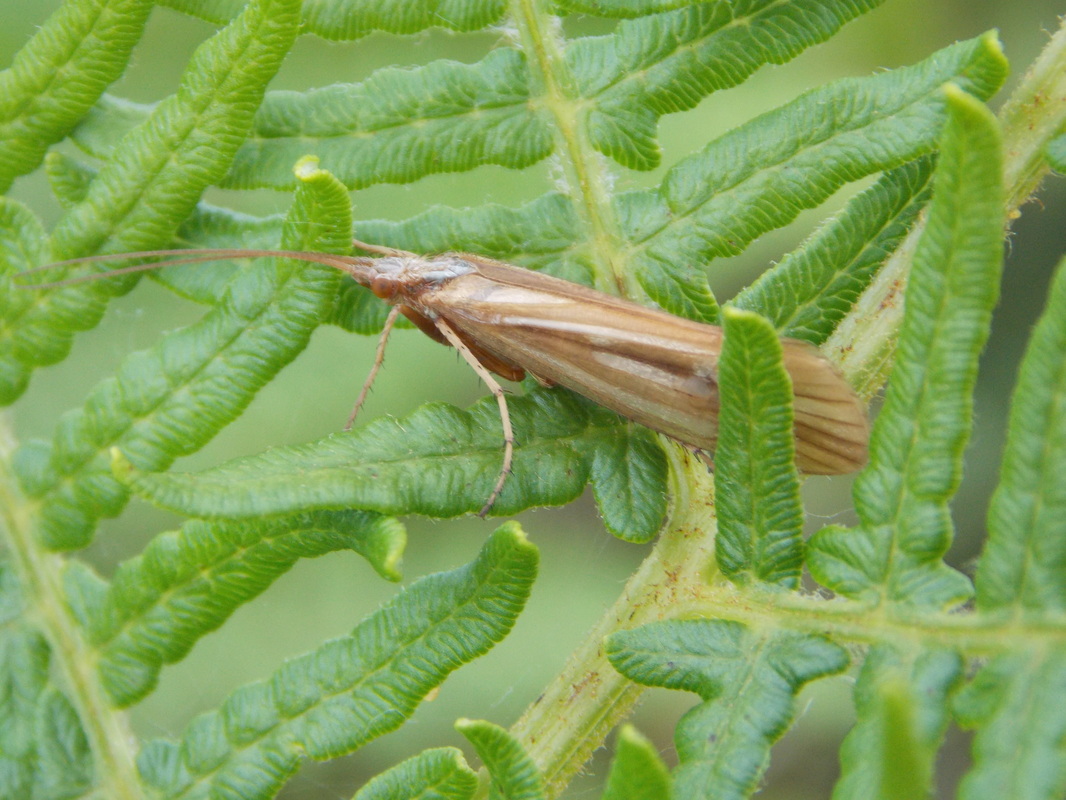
[433,317,514,517]
[346,305,403,431]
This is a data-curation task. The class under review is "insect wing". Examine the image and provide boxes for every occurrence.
[420,255,868,474]
[420,256,724,452]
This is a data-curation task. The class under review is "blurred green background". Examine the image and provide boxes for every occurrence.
[3,1,1065,797]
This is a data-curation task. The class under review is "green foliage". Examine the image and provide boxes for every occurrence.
[89,509,406,707]
[607,620,848,800]
[0,0,153,194]
[955,241,1066,799]
[977,252,1066,613]
[1049,131,1066,173]
[15,157,349,550]
[714,308,803,588]
[350,748,478,800]
[2,0,301,409]
[953,648,1066,800]
[732,157,935,344]
[808,86,1004,609]
[0,2,1065,800]
[600,726,671,800]
[135,524,536,799]
[833,646,961,799]
[0,563,94,800]
[456,718,547,800]
[114,386,668,541]
[615,32,1005,322]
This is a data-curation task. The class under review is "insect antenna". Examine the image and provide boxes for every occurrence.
[15,248,374,290]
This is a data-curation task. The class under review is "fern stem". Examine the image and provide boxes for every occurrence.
[510,445,718,797]
[0,414,143,800]
[999,16,1066,209]
[671,583,1066,655]
[823,218,921,398]
[510,0,636,299]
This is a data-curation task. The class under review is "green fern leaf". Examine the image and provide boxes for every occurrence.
[14,160,349,549]
[0,0,300,406]
[589,424,668,544]
[732,157,934,343]
[159,0,245,25]
[954,648,1066,800]
[61,560,110,638]
[302,0,509,40]
[808,86,1005,608]
[601,725,672,800]
[344,193,584,274]
[714,308,803,588]
[93,510,404,707]
[352,748,477,800]
[0,562,93,800]
[0,623,49,794]
[554,0,702,16]
[44,151,97,211]
[30,688,95,800]
[617,32,1006,323]
[46,0,295,256]
[227,49,551,190]
[607,620,847,800]
[1048,131,1066,172]
[0,199,47,403]
[136,524,537,800]
[114,388,667,539]
[0,0,152,193]
[833,646,961,799]
[150,1,891,187]
[62,94,154,162]
[950,256,1066,798]
[976,255,1066,613]
[456,718,547,800]
[569,0,887,169]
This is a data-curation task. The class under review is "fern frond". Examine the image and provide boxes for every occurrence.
[114,387,669,541]
[14,159,349,549]
[601,725,672,800]
[0,0,152,192]
[607,620,848,800]
[714,308,803,588]
[456,718,547,800]
[2,4,1065,799]
[808,87,1005,609]
[351,748,477,800]
[92,510,404,707]
[0,0,300,404]
[136,524,536,799]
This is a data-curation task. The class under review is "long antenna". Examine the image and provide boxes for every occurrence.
[16,248,377,289]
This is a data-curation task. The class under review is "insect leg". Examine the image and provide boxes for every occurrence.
[433,317,514,517]
[346,305,403,431]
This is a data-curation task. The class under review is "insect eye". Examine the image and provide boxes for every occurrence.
[370,274,400,299]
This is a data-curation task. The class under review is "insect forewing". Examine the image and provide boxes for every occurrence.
[417,255,867,474]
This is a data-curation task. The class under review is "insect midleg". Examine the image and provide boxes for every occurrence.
[346,305,404,431]
[433,317,514,517]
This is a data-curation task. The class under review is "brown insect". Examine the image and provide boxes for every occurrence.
[23,240,869,514]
